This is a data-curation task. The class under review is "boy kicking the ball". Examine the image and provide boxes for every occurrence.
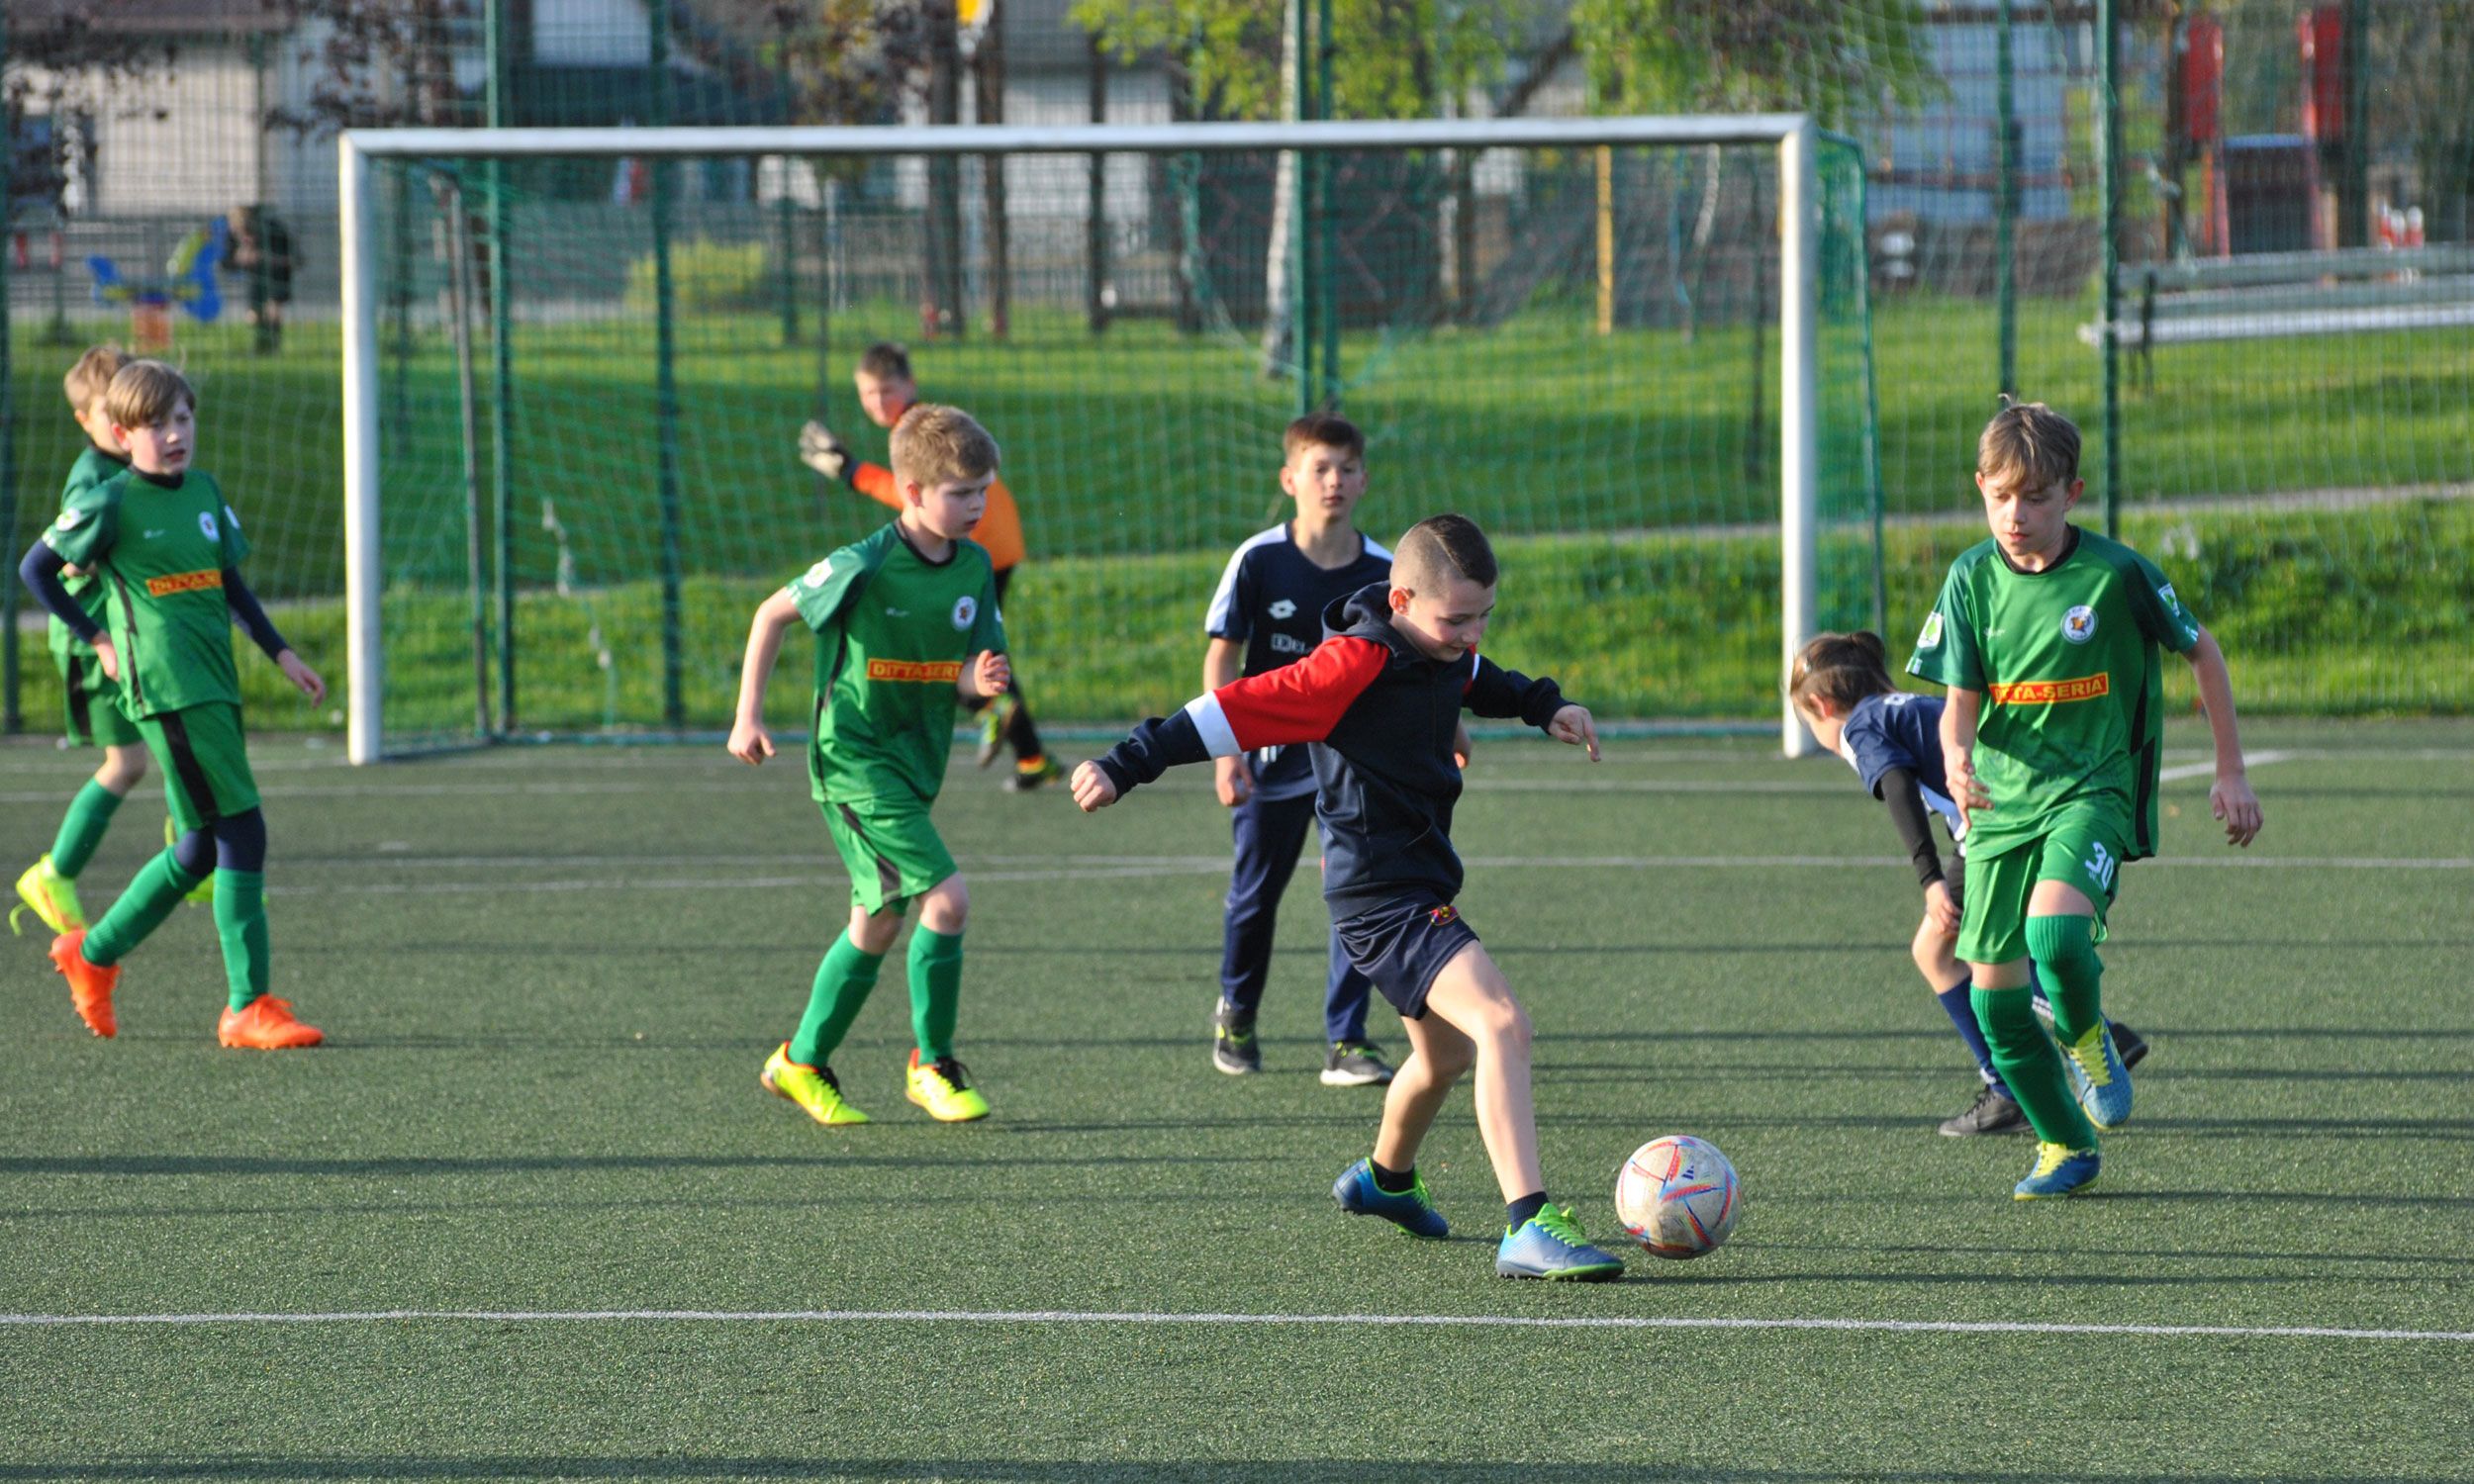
[1075,513,1626,1280]
[1908,400,2261,1199]
[730,404,1012,1126]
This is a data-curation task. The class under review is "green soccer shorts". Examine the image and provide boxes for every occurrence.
[821,793,958,915]
[59,650,142,749]
[1956,802,2129,967]
[137,700,261,834]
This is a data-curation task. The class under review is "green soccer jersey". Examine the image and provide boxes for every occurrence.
[44,466,253,719]
[47,445,133,668]
[1906,526,2201,863]
[788,522,1005,806]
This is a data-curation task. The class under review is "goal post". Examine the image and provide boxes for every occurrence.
[337,115,1872,763]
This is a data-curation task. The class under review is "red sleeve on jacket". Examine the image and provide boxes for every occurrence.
[1195,636,1388,753]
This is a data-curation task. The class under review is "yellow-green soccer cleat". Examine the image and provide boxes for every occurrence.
[13,856,87,937]
[761,1043,870,1127]
[906,1049,991,1122]
[164,818,215,905]
[2013,1141,2102,1200]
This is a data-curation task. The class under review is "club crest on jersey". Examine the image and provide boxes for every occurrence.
[55,509,87,530]
[951,595,977,631]
[198,511,220,541]
[1428,904,1459,926]
[1916,611,1944,650]
[2061,605,2098,644]
[801,559,832,589]
[1269,599,1297,620]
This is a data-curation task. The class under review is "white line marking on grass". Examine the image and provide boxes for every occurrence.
[0,1307,2466,1345]
[261,853,2470,896]
[2158,749,2294,784]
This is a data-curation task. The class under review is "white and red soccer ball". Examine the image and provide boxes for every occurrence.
[1615,1134,1741,1258]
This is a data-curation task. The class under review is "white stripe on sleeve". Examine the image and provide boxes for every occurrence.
[1184,694,1242,758]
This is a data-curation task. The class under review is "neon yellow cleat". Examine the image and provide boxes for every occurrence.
[761,1043,870,1126]
[905,1049,991,1122]
[14,855,87,936]
[164,818,215,905]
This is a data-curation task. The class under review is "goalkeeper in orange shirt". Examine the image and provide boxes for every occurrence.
[800,342,1058,791]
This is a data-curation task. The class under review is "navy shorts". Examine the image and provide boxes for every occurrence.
[1332,893,1480,1021]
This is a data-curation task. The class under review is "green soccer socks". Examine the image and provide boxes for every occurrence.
[790,932,887,1067]
[80,847,208,968]
[1971,984,2098,1152]
[50,781,125,879]
[2025,914,2104,1045]
[906,926,965,1063]
[214,871,270,1012]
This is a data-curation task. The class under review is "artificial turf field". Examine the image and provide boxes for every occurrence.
[2,717,2468,1482]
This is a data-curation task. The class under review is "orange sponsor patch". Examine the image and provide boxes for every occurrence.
[1988,673,2110,705]
[865,658,964,684]
[144,569,225,599]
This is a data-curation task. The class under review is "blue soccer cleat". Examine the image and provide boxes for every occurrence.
[2014,1141,2102,1200]
[1331,1159,1448,1239]
[1495,1205,1624,1281]
[2057,1021,2134,1130]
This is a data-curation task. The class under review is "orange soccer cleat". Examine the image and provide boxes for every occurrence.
[48,929,120,1039]
[217,995,325,1050]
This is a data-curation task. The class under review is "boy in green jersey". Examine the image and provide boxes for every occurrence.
[1908,401,2262,1199]
[18,361,329,1048]
[14,346,157,939]
[728,404,1012,1125]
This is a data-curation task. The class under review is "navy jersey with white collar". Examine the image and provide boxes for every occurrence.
[1835,690,1962,840]
[1204,523,1391,799]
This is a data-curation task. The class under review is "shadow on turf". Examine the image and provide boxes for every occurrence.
[0,1463,2447,1483]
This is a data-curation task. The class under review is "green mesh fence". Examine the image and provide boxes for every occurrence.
[8,0,2470,742]
[353,134,1877,752]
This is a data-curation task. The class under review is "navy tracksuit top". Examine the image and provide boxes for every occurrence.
[1094,582,1571,917]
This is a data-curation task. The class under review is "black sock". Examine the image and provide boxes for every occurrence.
[1370,1159,1414,1195]
[1506,1191,1549,1228]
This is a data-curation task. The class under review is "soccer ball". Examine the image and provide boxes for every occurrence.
[1615,1135,1741,1259]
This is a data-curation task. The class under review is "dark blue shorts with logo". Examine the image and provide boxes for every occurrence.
[1332,891,1480,1020]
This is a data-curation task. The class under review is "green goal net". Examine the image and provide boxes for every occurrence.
[340,120,1881,760]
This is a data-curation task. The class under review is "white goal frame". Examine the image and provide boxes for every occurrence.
[338,116,1829,764]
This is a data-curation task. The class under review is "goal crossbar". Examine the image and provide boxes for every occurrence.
[337,116,1827,762]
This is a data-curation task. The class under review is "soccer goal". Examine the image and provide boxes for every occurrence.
[337,117,1880,764]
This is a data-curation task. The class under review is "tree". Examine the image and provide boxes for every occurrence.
[1074,0,1512,372]
[1570,0,1940,126]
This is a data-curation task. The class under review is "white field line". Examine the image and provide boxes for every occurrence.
[2158,748,2292,783]
[259,852,2471,897]
[0,1306,2466,1345]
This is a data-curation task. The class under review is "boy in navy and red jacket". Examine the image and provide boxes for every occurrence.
[1073,513,1628,1281]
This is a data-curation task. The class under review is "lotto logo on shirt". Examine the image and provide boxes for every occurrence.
[1987,674,2110,705]
[865,659,965,684]
[145,568,225,599]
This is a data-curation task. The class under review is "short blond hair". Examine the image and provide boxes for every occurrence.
[1977,399,2080,491]
[889,403,999,488]
[64,345,129,411]
[105,360,196,429]
[1392,512,1497,595]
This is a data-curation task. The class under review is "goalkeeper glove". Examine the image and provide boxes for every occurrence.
[798,419,854,484]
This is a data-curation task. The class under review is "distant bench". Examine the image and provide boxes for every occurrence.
[2079,245,2474,375]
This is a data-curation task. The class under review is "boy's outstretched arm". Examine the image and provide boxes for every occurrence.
[2184,626,2262,846]
[1939,686,1990,831]
[1072,634,1387,813]
[1464,655,1597,760]
[727,589,803,765]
